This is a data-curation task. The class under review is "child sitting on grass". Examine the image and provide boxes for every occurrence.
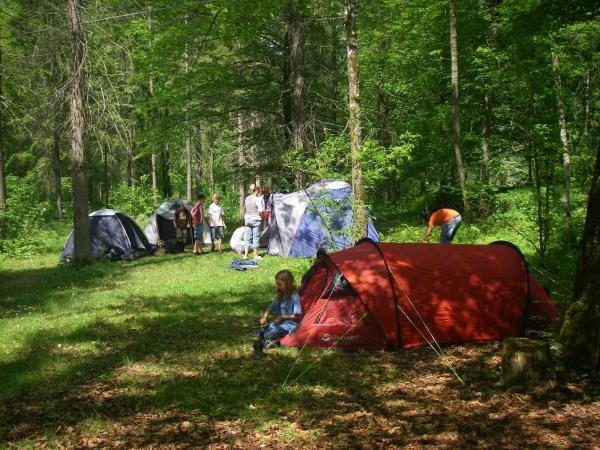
[253,270,302,358]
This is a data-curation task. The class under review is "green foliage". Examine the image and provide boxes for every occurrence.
[109,178,159,224]
[0,175,55,256]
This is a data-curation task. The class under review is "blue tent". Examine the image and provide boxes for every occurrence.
[62,209,155,262]
[267,180,379,257]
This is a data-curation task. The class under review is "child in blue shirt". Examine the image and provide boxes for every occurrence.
[253,270,302,358]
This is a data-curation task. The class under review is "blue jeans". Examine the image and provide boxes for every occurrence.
[244,220,261,250]
[441,215,462,244]
[259,323,290,342]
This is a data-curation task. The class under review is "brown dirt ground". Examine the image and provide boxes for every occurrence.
[2,342,599,449]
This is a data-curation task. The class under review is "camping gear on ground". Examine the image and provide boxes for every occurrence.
[265,180,379,258]
[281,240,560,351]
[145,199,212,245]
[61,209,155,262]
[228,259,259,271]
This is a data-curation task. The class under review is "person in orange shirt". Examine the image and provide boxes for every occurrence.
[420,208,462,244]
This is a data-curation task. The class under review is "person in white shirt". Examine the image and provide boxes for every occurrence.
[208,194,227,253]
[229,225,248,254]
[244,184,264,260]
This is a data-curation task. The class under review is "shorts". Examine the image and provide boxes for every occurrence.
[211,226,225,242]
[193,224,203,241]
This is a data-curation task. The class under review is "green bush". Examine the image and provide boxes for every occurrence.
[0,175,54,256]
[109,177,159,224]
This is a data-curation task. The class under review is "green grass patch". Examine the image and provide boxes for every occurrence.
[0,210,579,446]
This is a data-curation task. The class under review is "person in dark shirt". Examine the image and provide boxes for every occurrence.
[173,205,191,247]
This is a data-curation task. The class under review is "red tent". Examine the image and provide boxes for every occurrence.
[281,240,560,351]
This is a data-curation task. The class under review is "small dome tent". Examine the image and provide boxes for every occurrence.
[62,209,155,262]
[144,199,212,245]
[267,180,379,257]
[281,240,560,351]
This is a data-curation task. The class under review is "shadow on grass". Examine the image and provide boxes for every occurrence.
[0,256,589,448]
[0,292,562,450]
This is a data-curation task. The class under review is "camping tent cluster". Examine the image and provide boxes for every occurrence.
[63,180,377,262]
[281,240,560,351]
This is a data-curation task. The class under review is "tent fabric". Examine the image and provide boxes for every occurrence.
[144,199,212,245]
[62,209,154,262]
[267,180,379,258]
[281,241,560,351]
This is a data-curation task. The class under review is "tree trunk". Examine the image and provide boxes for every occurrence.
[237,113,245,219]
[194,123,202,197]
[183,20,192,203]
[52,128,63,222]
[289,0,306,188]
[161,142,171,198]
[103,143,109,208]
[560,140,600,376]
[449,0,470,219]
[377,81,391,148]
[127,141,135,188]
[551,38,573,244]
[281,30,293,151]
[345,0,367,241]
[481,93,491,183]
[148,12,158,204]
[480,0,498,183]
[68,0,91,264]
[0,43,7,231]
[186,133,192,202]
[151,152,158,202]
[207,129,214,194]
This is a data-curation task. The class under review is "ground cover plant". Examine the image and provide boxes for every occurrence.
[1,224,599,449]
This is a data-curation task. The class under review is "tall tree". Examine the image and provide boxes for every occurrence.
[0,43,6,230]
[194,123,202,196]
[68,0,90,264]
[344,0,367,240]
[449,0,469,218]
[148,10,158,204]
[289,0,306,188]
[560,140,600,375]
[551,37,573,244]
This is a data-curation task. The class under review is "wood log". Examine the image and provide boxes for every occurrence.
[501,338,551,386]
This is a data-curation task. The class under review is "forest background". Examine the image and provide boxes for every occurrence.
[0,1,599,356]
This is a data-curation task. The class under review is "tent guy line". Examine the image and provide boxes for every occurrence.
[282,274,343,388]
[283,312,369,389]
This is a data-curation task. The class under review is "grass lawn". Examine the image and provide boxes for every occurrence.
[0,224,597,448]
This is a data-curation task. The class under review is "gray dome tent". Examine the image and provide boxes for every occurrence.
[62,209,155,262]
[144,199,212,245]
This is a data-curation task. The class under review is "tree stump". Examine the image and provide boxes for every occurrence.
[501,338,552,386]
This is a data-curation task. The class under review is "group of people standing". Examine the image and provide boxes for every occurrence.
[170,183,275,257]
[172,194,227,255]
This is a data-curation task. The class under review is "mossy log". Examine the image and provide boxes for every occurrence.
[501,338,551,386]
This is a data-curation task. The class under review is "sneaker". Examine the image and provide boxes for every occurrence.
[264,340,280,350]
[252,340,264,359]
[254,255,263,260]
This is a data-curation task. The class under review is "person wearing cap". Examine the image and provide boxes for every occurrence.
[420,208,462,244]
